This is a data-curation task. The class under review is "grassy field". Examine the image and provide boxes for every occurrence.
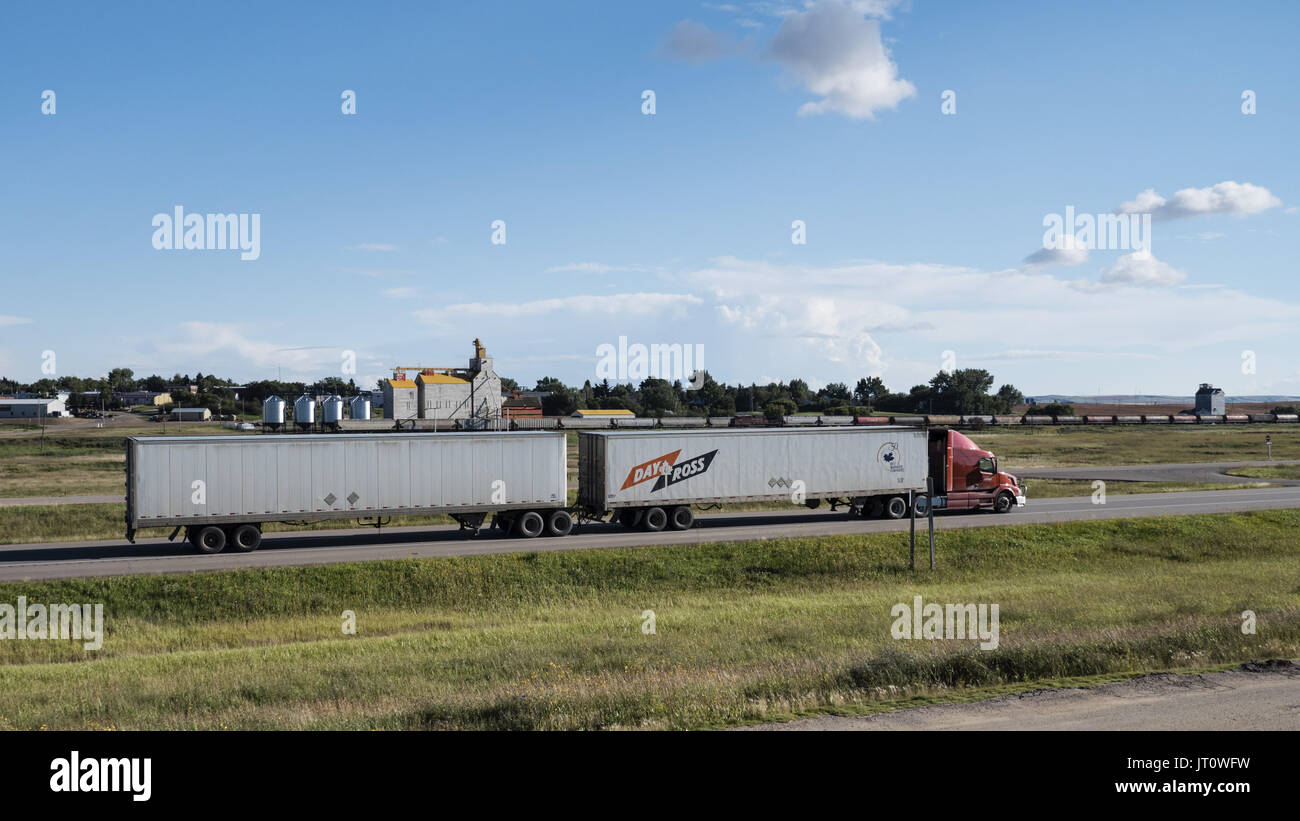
[969,424,1297,467]
[1020,478,1272,498]
[0,510,1295,730]
[0,426,256,498]
[1227,465,1300,480]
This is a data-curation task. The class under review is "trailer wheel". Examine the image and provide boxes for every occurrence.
[642,506,667,532]
[192,526,227,554]
[994,492,1015,514]
[883,496,909,519]
[668,506,694,530]
[617,509,640,529]
[229,524,262,552]
[546,510,573,537]
[517,511,545,538]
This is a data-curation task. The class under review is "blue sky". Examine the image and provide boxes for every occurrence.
[2,0,1297,397]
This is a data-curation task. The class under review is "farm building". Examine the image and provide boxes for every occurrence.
[1195,384,1225,415]
[170,407,212,421]
[0,397,67,418]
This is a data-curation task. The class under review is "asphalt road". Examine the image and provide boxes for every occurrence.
[1,485,1299,581]
[737,662,1300,730]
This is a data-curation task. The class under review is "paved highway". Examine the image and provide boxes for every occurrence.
[1,485,1298,581]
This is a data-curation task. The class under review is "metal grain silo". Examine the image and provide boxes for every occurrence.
[293,394,316,429]
[349,395,371,420]
[262,395,286,429]
[322,394,345,425]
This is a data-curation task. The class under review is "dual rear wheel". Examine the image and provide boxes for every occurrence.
[616,505,695,532]
[188,524,262,554]
[860,496,910,520]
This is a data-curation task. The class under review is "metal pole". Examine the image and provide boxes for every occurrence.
[908,488,915,570]
[927,476,935,570]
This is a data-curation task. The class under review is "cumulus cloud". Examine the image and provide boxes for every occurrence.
[673,255,1300,393]
[1098,250,1187,286]
[1116,181,1281,221]
[1023,234,1089,268]
[414,293,701,324]
[545,262,656,275]
[0,315,33,327]
[660,20,743,62]
[766,0,915,119]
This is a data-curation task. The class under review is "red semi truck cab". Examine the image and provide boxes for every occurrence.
[925,429,1026,513]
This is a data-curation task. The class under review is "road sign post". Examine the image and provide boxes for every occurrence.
[908,489,916,570]
[927,476,936,570]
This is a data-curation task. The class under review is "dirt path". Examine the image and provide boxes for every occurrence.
[738,661,1300,731]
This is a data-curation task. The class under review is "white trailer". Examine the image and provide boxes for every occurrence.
[126,431,569,552]
[577,427,928,531]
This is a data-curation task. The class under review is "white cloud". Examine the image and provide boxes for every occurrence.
[676,256,1300,388]
[1023,233,1089,268]
[0,315,33,327]
[1116,181,1281,221]
[345,243,399,252]
[413,292,701,324]
[766,0,915,119]
[381,287,420,299]
[545,262,655,275]
[1098,250,1186,286]
[163,322,343,375]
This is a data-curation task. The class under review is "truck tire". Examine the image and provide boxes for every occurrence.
[883,496,908,519]
[642,506,667,532]
[616,509,639,529]
[229,524,262,552]
[668,506,694,530]
[517,511,545,538]
[192,526,226,554]
[546,510,573,537]
[994,492,1015,514]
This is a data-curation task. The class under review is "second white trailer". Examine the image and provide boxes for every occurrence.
[578,427,928,531]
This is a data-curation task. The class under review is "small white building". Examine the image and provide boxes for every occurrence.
[0,397,68,418]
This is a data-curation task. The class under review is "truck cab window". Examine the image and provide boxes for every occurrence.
[978,457,995,473]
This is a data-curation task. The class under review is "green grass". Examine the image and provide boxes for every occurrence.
[1226,465,1300,480]
[966,424,1299,467]
[0,510,1295,730]
[1022,478,1273,498]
